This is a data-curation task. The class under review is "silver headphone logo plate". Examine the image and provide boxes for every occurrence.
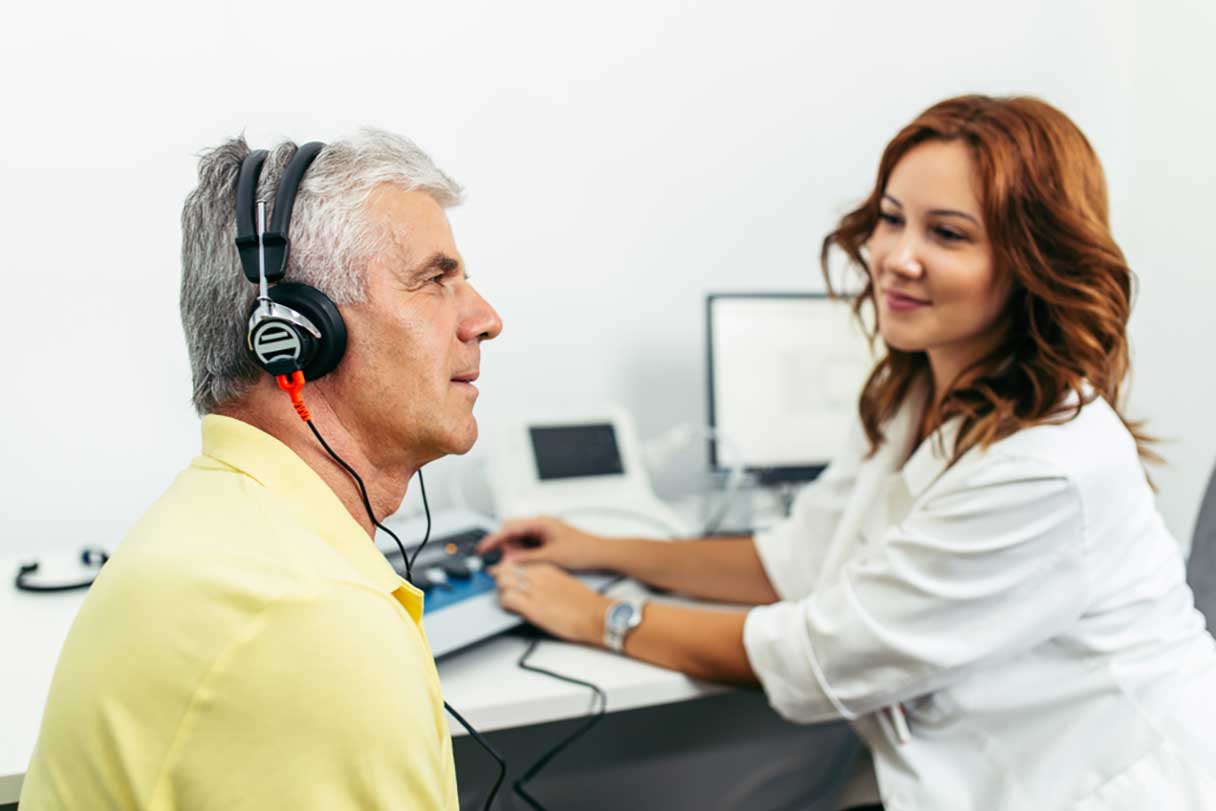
[251,320,303,365]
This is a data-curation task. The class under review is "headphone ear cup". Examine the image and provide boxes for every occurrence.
[266,282,348,381]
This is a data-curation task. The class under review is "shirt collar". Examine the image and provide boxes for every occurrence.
[198,415,424,619]
[900,417,962,499]
[869,378,961,500]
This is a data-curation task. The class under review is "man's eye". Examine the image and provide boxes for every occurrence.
[430,273,447,285]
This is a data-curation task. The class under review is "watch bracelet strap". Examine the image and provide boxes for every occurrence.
[604,597,646,652]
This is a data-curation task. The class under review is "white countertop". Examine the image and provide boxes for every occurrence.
[1,559,91,805]
[437,577,728,735]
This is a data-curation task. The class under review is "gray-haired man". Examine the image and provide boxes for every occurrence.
[22,129,501,810]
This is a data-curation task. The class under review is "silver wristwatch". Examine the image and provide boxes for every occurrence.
[603,598,646,652]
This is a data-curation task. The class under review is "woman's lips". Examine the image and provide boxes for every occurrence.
[883,291,930,312]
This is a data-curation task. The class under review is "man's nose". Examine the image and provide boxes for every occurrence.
[459,286,503,342]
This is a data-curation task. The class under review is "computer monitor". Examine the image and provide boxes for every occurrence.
[706,292,874,484]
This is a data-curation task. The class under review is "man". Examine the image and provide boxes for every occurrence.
[21,129,502,809]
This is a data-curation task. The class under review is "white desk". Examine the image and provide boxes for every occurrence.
[438,578,727,736]
[2,567,88,805]
[0,560,726,806]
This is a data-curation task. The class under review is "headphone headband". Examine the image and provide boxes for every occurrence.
[234,141,325,283]
[269,141,324,241]
[235,149,269,283]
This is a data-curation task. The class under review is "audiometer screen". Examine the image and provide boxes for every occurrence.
[530,424,625,480]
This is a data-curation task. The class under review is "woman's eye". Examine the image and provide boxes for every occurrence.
[878,211,903,226]
[934,226,965,242]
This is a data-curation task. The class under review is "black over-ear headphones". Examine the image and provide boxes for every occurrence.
[15,548,109,593]
[235,142,347,381]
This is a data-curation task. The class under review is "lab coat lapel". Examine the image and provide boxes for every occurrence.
[813,395,923,587]
[900,417,962,501]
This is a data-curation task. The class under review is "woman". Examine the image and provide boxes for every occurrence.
[479,95,1216,809]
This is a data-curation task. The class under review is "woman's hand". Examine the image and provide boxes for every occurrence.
[477,516,608,571]
[489,561,611,645]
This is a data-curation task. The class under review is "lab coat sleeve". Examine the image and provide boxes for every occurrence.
[743,453,1087,724]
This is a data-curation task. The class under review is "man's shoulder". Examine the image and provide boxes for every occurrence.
[220,583,431,676]
[67,461,378,694]
[117,459,354,590]
[89,450,434,707]
[170,583,446,784]
[35,579,452,811]
[132,453,276,536]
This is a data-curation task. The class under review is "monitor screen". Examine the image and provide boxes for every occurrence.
[707,293,873,481]
[530,424,626,480]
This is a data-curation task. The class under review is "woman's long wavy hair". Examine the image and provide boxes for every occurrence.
[822,95,1156,470]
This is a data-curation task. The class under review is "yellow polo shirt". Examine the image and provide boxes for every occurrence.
[21,415,458,810]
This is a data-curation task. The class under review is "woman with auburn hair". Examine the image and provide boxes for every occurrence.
[480,95,1216,809]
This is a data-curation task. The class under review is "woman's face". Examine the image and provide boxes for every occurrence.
[867,139,1010,382]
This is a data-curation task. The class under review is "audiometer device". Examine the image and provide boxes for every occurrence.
[376,508,618,658]
[488,407,691,539]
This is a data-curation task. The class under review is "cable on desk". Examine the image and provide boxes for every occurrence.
[512,636,609,811]
[445,700,507,809]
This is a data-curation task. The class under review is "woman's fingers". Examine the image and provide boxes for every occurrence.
[490,563,534,615]
[491,562,606,644]
[478,517,552,554]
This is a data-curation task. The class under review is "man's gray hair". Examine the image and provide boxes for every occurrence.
[180,127,463,414]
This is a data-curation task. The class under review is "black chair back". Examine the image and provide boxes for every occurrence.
[1188,466,1216,631]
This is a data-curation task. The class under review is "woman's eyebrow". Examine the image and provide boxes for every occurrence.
[929,208,980,225]
[883,193,979,225]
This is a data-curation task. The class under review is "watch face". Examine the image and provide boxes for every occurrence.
[608,603,634,626]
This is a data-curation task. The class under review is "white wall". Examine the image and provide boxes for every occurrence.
[1122,0,1216,553]
[2,0,1213,559]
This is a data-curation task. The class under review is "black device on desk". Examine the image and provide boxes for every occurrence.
[15,548,109,593]
[706,292,872,486]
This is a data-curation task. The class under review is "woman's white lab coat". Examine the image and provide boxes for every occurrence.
[742,389,1216,810]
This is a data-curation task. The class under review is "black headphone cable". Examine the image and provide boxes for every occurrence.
[407,468,432,576]
[511,637,608,811]
[278,371,507,811]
